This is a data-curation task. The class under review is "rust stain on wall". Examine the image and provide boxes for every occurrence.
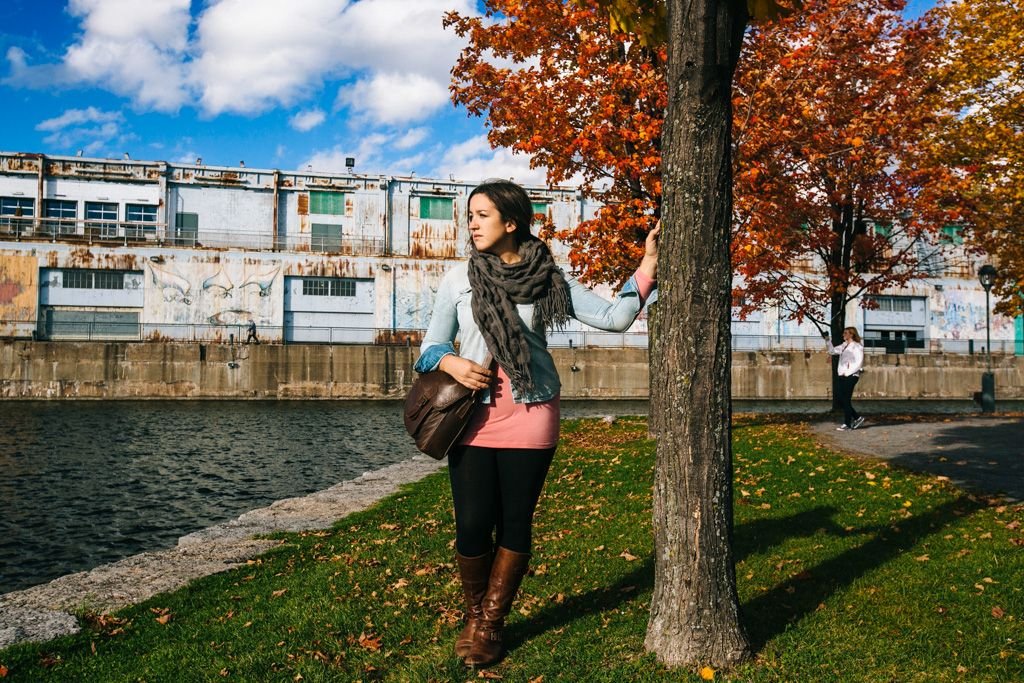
[297,194,309,216]
[0,253,39,333]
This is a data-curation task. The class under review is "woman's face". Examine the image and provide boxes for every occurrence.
[468,193,517,257]
[843,329,853,342]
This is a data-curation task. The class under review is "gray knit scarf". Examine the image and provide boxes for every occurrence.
[468,237,571,395]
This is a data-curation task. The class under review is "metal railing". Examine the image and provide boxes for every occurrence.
[1,319,1019,354]
[0,218,385,255]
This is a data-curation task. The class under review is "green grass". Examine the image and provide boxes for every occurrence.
[1,417,1021,682]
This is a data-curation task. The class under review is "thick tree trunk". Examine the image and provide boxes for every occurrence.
[646,0,751,668]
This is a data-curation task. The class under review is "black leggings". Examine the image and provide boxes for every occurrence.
[836,374,861,426]
[448,444,556,557]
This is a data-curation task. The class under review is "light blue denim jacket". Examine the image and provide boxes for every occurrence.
[414,261,652,404]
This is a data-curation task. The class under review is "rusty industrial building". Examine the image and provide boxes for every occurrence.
[0,151,1020,354]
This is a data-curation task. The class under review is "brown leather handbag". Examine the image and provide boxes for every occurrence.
[403,371,479,460]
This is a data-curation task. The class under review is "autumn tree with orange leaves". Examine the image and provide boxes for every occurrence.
[731,0,973,340]
[444,1,666,285]
[932,0,1024,317]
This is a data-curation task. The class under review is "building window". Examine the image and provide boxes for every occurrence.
[0,197,34,231]
[61,269,125,290]
[302,278,356,297]
[311,222,342,252]
[310,191,345,215]
[125,203,157,240]
[175,212,198,246]
[420,196,453,221]
[531,201,549,221]
[872,222,893,238]
[939,224,964,245]
[44,199,77,235]
[85,201,119,238]
[870,296,913,313]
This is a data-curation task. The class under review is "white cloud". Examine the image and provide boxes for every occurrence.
[36,106,123,132]
[35,107,126,150]
[337,72,448,125]
[63,0,192,111]
[191,0,352,115]
[432,136,549,186]
[394,127,429,150]
[192,0,476,119]
[290,108,327,132]
[6,0,480,125]
[302,132,390,173]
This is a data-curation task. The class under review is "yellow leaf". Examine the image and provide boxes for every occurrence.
[700,666,716,680]
[155,613,172,625]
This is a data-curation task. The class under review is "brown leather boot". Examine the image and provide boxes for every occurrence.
[454,551,492,657]
[463,547,530,668]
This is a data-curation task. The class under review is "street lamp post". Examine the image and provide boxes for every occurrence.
[978,264,998,413]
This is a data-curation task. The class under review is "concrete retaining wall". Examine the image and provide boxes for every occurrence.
[0,341,1021,400]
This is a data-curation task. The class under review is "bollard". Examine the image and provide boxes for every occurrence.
[980,372,995,413]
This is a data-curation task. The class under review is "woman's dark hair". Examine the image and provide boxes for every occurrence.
[468,179,535,245]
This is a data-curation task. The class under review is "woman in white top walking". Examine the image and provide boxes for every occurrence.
[823,327,865,430]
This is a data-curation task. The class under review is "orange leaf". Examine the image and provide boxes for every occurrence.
[700,666,716,680]
[358,631,382,651]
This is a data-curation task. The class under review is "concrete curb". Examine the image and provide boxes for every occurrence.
[0,455,446,650]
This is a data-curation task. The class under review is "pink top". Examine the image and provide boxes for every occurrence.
[460,269,656,450]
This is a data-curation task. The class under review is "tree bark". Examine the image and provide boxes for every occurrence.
[646,0,751,668]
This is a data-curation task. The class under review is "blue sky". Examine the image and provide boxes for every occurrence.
[0,0,938,183]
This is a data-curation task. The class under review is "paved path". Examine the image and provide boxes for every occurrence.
[810,414,1024,503]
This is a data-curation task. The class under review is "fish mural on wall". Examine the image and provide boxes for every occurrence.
[202,268,234,298]
[238,265,280,297]
[149,263,192,305]
[144,259,284,337]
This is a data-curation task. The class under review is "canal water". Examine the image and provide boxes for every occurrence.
[0,399,646,595]
[2,398,1019,595]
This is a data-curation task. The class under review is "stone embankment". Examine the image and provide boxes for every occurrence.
[0,455,445,650]
[2,340,1022,400]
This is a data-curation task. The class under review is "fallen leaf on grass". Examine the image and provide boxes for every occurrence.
[700,666,716,680]
[358,632,382,651]
[0,664,7,678]
[478,671,503,679]
[915,555,930,562]
[150,607,172,625]
[272,589,288,598]
[529,676,545,683]
[992,606,1005,619]
[620,550,638,561]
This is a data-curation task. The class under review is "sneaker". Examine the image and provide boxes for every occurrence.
[836,424,849,431]
[852,416,865,430]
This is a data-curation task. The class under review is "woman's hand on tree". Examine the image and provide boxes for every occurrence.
[439,355,493,390]
[639,220,660,280]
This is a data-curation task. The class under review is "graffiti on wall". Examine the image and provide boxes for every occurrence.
[0,253,38,336]
[145,259,283,333]
[930,288,1014,339]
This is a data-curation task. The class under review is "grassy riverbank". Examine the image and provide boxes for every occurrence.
[1,417,1021,682]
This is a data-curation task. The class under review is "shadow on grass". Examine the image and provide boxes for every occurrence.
[741,495,983,649]
[733,506,847,563]
[508,506,846,650]
[510,497,983,656]
[506,557,655,649]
